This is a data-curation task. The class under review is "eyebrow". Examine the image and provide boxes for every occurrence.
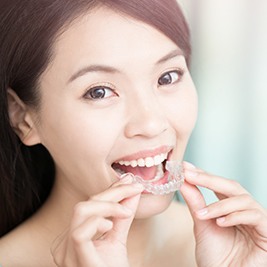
[68,65,119,84]
[156,48,184,65]
[67,48,183,84]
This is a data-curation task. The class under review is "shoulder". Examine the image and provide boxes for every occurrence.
[0,231,26,267]
[0,225,34,266]
[0,223,52,267]
[0,234,15,266]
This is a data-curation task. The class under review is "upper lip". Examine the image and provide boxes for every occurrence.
[113,145,173,163]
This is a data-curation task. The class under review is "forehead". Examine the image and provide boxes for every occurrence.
[45,7,180,81]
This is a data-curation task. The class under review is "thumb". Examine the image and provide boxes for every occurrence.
[180,181,211,233]
[105,192,141,244]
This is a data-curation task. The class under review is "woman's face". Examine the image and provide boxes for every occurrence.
[34,7,198,216]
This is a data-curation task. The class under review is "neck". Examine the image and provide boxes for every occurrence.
[32,179,165,266]
[29,178,80,242]
[127,216,160,266]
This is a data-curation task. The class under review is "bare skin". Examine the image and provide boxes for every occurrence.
[181,162,267,267]
[1,163,267,266]
[0,180,196,267]
[2,162,267,267]
[1,7,198,267]
[1,6,267,267]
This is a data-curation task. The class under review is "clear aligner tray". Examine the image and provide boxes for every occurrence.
[121,161,184,195]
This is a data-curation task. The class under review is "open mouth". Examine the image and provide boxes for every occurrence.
[112,152,168,184]
[112,151,184,195]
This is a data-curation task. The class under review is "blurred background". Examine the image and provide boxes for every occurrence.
[177,0,267,207]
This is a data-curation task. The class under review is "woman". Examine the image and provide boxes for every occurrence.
[0,0,267,266]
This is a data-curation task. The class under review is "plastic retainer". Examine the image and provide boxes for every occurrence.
[122,160,184,195]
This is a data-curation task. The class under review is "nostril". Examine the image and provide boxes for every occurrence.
[124,96,169,139]
[124,114,168,139]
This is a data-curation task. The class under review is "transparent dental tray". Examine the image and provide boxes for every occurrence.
[121,161,184,195]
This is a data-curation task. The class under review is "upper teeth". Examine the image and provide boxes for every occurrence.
[117,153,168,168]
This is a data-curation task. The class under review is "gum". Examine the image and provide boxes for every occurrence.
[121,160,184,195]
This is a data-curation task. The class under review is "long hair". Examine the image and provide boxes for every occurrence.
[0,0,191,237]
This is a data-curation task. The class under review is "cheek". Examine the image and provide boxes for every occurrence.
[35,105,123,195]
[37,101,124,164]
[164,86,198,135]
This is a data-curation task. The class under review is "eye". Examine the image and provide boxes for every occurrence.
[83,85,117,100]
[158,70,184,86]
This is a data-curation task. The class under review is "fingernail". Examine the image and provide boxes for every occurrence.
[183,161,196,170]
[196,208,208,216]
[217,217,226,224]
[120,173,134,184]
[184,170,198,178]
[133,182,144,190]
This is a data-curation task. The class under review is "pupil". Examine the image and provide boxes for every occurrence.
[90,88,105,99]
[159,74,171,85]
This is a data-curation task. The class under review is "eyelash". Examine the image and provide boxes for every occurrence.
[83,82,117,101]
[82,68,185,101]
[157,68,185,87]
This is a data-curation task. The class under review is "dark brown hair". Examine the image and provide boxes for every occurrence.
[0,0,191,237]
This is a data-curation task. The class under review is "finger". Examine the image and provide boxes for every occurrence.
[105,193,142,244]
[71,200,133,228]
[51,227,69,253]
[72,217,113,266]
[52,239,68,267]
[52,231,78,266]
[194,193,257,221]
[52,217,112,267]
[72,216,113,245]
[180,181,206,212]
[216,209,267,229]
[91,175,144,203]
[183,163,248,197]
[183,161,205,173]
[110,173,135,187]
[214,192,227,201]
[180,181,220,236]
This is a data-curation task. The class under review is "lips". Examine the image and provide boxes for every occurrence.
[112,147,172,182]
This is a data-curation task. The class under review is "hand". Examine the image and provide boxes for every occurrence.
[180,162,267,267]
[51,175,144,267]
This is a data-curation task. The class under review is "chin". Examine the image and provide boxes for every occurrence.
[134,191,175,219]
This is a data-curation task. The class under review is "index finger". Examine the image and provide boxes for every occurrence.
[91,174,144,203]
[183,163,249,197]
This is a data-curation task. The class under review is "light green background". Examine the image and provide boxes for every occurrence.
[178,0,267,207]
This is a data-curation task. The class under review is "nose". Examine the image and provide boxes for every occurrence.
[124,93,168,139]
